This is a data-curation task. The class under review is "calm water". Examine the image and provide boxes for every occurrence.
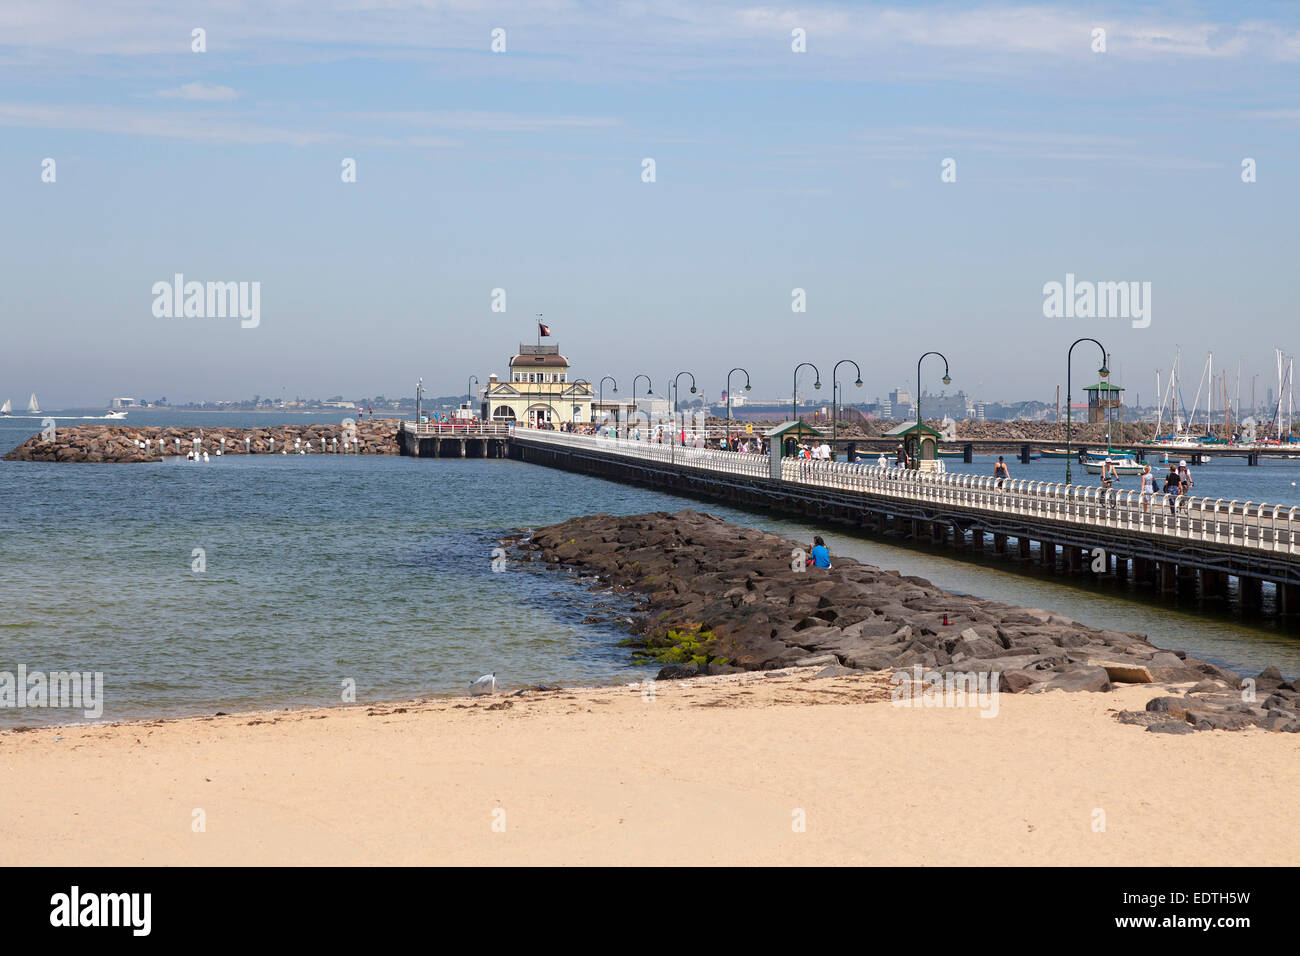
[3,412,1298,726]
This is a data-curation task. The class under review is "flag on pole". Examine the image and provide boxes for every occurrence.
[538,322,551,337]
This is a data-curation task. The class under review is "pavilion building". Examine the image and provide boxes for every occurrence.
[481,343,594,427]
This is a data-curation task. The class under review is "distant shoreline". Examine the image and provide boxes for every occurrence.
[19,408,393,416]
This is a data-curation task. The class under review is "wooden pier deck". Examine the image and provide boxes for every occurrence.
[505,426,1300,621]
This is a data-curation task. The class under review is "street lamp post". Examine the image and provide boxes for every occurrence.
[1065,337,1109,485]
[632,374,653,437]
[466,375,479,418]
[831,360,863,443]
[1105,352,1113,450]
[916,352,952,467]
[415,378,425,425]
[567,378,594,430]
[672,371,697,444]
[792,362,822,425]
[599,375,618,431]
[725,367,751,447]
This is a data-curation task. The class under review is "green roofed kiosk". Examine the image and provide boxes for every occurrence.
[1083,381,1124,424]
[882,420,943,469]
[764,420,825,479]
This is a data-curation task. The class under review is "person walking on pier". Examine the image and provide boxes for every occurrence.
[1140,464,1154,513]
[993,455,1009,490]
[1163,465,1181,515]
[1177,459,1194,511]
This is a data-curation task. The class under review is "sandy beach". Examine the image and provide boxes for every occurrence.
[3,668,1296,866]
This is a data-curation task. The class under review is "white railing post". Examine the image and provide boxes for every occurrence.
[510,428,1292,561]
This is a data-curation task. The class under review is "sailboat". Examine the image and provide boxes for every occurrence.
[0,399,10,416]
[27,393,40,415]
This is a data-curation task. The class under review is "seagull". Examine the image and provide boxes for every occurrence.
[469,673,497,696]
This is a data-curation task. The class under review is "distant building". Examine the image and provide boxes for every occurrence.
[482,342,594,426]
[919,390,970,421]
[635,396,672,422]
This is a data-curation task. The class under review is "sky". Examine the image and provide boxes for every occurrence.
[1,0,1298,409]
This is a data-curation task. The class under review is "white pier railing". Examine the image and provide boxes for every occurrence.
[512,426,1300,555]
[404,422,513,437]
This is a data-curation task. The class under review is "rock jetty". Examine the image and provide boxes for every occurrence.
[520,510,1300,733]
[2,420,400,463]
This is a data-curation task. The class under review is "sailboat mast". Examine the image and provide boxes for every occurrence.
[1173,347,1183,433]
[1235,361,1242,440]
[1188,353,1207,436]
[1201,356,1211,437]
[1289,357,1295,441]
[1276,348,1285,440]
[1154,371,1162,433]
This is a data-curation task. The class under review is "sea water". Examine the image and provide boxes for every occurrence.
[3,412,1298,725]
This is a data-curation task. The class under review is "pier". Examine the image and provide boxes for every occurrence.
[819,437,1299,466]
[397,421,511,458]
[507,426,1300,621]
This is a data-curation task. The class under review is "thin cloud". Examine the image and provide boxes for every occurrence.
[0,102,609,147]
[0,2,1295,69]
[0,102,351,146]
[1240,108,1300,121]
[352,110,622,132]
[156,82,240,101]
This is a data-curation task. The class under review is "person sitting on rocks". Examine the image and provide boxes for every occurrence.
[809,536,832,569]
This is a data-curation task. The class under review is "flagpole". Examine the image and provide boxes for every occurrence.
[536,314,542,348]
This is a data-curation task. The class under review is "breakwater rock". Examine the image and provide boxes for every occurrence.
[2,419,400,462]
[520,510,1300,733]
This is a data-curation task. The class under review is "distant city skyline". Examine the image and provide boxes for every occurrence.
[2,1,1297,405]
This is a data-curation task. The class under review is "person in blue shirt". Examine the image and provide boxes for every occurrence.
[809,536,832,569]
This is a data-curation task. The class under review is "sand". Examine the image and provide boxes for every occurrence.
[2,669,1295,866]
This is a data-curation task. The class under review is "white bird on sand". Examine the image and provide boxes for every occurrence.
[469,673,497,696]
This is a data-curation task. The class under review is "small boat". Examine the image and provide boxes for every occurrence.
[1152,434,1203,449]
[104,410,128,420]
[27,393,40,415]
[1083,449,1128,461]
[1039,447,1073,459]
[0,398,10,416]
[1083,455,1145,476]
